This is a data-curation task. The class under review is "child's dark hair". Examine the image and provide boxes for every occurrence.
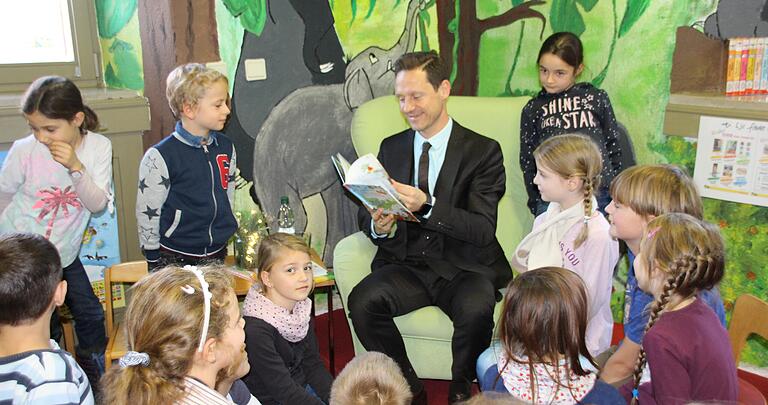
[21,76,99,135]
[0,233,62,326]
[497,267,595,403]
[394,51,449,90]
[538,32,583,70]
[629,213,725,404]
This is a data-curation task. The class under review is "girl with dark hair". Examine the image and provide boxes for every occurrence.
[479,267,617,404]
[621,213,737,404]
[520,32,624,215]
[0,76,111,386]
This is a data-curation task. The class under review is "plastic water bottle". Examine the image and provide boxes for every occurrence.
[277,196,295,234]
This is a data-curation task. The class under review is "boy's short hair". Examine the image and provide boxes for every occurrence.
[609,164,703,220]
[165,63,228,118]
[330,351,412,405]
[0,233,62,325]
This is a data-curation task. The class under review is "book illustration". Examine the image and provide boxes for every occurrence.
[332,153,420,222]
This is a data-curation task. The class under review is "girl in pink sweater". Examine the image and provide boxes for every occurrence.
[512,134,618,356]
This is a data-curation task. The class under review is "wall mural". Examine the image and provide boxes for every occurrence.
[95,0,143,90]
[99,0,766,366]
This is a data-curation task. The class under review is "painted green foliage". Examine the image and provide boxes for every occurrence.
[549,0,598,36]
[653,136,768,366]
[95,0,143,90]
[104,39,143,90]
[222,0,267,36]
[95,0,137,39]
[498,0,650,95]
[618,0,650,38]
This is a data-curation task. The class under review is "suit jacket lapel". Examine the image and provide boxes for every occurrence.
[433,123,464,198]
[390,130,415,185]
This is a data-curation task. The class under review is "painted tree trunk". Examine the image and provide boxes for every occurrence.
[435,0,546,96]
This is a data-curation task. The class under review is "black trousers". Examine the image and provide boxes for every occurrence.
[348,262,496,393]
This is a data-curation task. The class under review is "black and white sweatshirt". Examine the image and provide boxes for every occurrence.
[519,83,623,214]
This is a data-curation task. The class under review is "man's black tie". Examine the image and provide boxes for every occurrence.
[418,142,432,195]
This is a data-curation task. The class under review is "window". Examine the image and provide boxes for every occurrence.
[0,0,102,92]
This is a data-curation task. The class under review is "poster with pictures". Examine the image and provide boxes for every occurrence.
[693,116,768,207]
[0,151,124,308]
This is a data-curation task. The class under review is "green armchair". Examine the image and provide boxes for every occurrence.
[333,95,534,380]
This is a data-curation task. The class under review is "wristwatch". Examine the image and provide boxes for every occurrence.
[415,193,433,216]
[69,167,84,180]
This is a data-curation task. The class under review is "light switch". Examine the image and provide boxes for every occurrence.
[245,59,267,81]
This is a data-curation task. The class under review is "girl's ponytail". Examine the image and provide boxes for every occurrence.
[80,105,100,133]
[21,76,99,134]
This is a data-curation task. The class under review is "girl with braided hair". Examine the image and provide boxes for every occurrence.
[600,165,727,386]
[510,133,618,356]
[620,213,737,404]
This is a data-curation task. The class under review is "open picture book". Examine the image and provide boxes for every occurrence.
[331,153,419,222]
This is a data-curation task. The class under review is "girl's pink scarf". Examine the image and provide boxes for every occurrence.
[243,288,311,342]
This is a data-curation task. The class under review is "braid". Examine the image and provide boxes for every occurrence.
[629,267,689,404]
[574,177,593,249]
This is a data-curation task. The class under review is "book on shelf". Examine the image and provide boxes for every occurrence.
[331,153,419,222]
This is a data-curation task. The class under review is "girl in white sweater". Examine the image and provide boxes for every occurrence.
[511,133,618,356]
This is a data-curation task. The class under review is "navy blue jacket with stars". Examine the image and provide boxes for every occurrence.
[136,122,237,262]
[519,82,623,214]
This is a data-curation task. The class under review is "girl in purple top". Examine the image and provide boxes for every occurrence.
[623,213,737,405]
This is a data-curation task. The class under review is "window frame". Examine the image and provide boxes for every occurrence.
[0,0,102,93]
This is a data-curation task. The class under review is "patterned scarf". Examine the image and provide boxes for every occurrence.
[242,287,311,342]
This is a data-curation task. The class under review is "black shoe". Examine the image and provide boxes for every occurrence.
[448,381,472,404]
[411,388,428,405]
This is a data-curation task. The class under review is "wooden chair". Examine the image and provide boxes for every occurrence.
[728,294,768,405]
[104,261,148,365]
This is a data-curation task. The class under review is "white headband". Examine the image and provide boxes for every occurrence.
[180,265,212,352]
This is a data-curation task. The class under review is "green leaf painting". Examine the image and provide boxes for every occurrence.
[618,0,650,37]
[222,0,267,35]
[549,0,598,36]
[105,39,143,90]
[94,0,137,39]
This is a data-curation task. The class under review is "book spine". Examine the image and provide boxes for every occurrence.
[760,38,768,94]
[753,38,763,95]
[747,37,757,94]
[726,39,737,95]
[731,38,743,96]
[740,37,749,95]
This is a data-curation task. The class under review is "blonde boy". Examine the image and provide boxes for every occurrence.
[600,164,726,385]
[136,63,237,271]
[330,352,412,405]
[0,233,94,404]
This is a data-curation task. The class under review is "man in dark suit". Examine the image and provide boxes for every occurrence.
[347,51,512,405]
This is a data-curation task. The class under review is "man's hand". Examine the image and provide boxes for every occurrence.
[46,141,83,172]
[391,179,427,212]
[370,208,396,235]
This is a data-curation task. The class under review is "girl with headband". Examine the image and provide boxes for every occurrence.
[101,266,255,404]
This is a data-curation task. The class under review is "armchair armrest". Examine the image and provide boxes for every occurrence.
[333,232,377,306]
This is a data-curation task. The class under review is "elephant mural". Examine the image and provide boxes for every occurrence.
[704,0,768,38]
[224,0,346,182]
[252,0,424,265]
